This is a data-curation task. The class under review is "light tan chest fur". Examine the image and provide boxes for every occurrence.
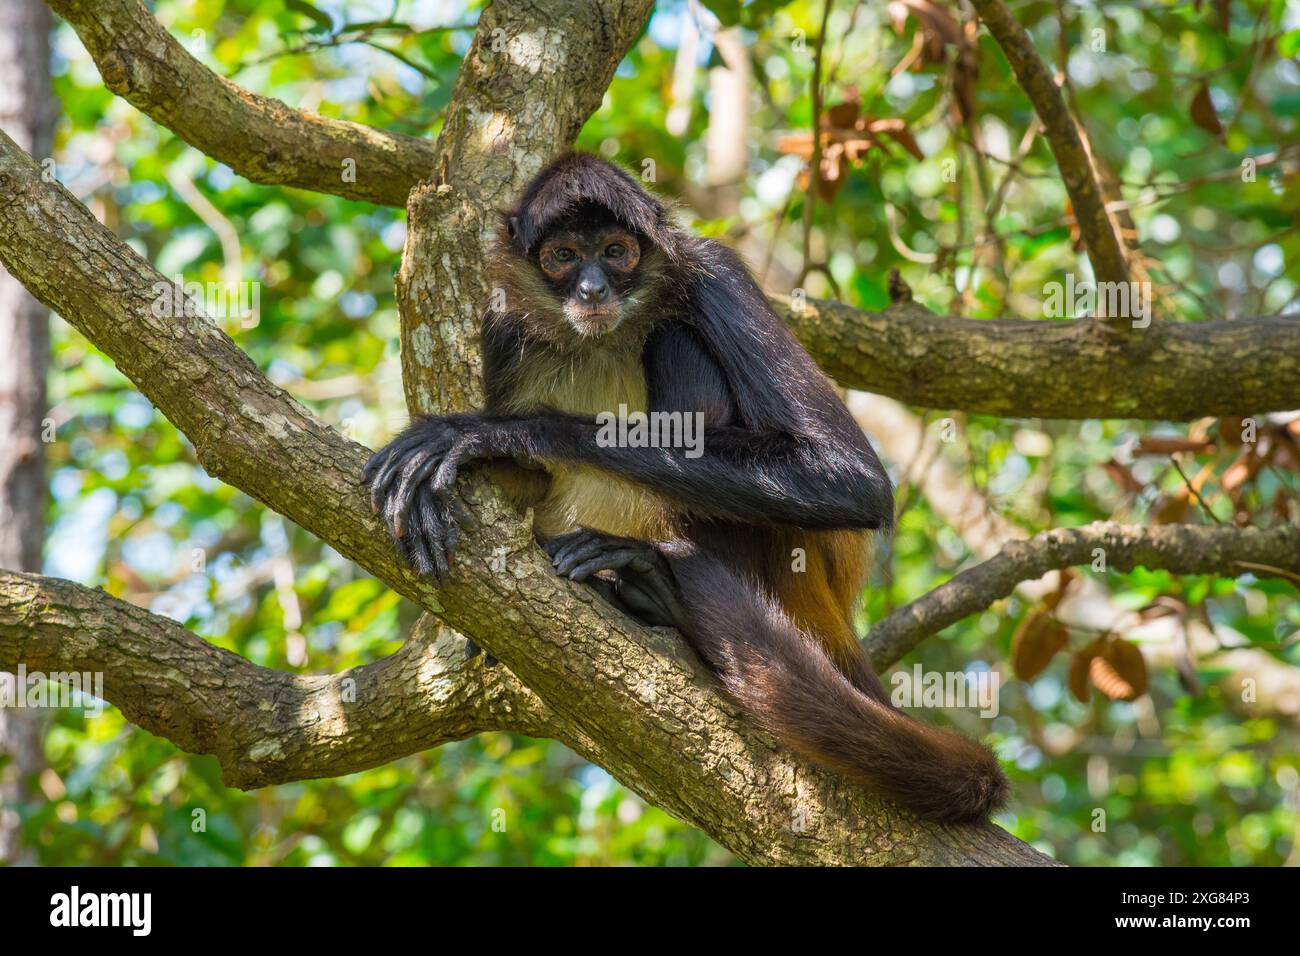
[503,344,674,542]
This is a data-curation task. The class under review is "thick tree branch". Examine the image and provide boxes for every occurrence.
[45,0,436,207]
[0,571,550,788]
[0,87,1050,867]
[781,295,1300,420]
[968,0,1129,296]
[865,522,1300,670]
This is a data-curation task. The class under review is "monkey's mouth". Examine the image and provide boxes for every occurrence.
[566,303,623,336]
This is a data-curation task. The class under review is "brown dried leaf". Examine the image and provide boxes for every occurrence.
[1104,459,1145,494]
[1217,416,1248,447]
[892,0,965,60]
[1011,610,1068,681]
[1188,416,1217,443]
[776,132,814,159]
[868,118,925,161]
[1222,447,1266,492]
[816,144,849,203]
[826,100,861,129]
[1191,81,1225,139]
[1068,639,1105,703]
[1043,569,1077,611]
[1153,492,1192,524]
[1091,639,1149,700]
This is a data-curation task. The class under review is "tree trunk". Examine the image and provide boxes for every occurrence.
[0,0,54,866]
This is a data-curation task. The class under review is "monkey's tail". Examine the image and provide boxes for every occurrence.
[671,552,1008,825]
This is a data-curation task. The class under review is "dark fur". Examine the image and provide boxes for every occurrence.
[364,152,1008,824]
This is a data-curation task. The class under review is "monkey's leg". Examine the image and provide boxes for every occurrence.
[555,537,1009,825]
[546,529,881,699]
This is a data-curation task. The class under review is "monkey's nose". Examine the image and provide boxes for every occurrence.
[577,278,609,304]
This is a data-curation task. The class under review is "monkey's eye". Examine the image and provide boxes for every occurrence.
[552,247,577,263]
[604,243,626,259]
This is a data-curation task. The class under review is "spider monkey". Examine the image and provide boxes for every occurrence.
[363,152,1008,824]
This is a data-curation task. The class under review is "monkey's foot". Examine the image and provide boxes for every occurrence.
[544,529,688,631]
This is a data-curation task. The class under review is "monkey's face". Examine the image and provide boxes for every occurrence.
[536,223,642,338]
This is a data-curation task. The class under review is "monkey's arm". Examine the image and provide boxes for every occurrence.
[366,408,888,524]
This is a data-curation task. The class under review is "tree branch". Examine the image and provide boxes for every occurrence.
[45,0,436,207]
[865,522,1300,670]
[0,570,550,788]
[968,0,1130,296]
[781,294,1300,420]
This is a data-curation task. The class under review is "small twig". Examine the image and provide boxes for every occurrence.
[968,0,1130,304]
[1168,455,1222,524]
[797,0,834,287]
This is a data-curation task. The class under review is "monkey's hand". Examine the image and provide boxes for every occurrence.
[545,529,689,632]
[361,414,492,581]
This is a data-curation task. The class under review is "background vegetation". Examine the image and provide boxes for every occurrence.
[10,0,1299,865]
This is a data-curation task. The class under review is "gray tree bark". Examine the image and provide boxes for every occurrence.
[0,0,54,865]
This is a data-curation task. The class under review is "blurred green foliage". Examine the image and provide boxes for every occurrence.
[15,0,1299,865]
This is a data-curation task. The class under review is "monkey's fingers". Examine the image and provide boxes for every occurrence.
[421,481,462,580]
[626,563,687,631]
[378,473,414,539]
[400,503,440,579]
[399,484,448,581]
[545,528,607,574]
[366,421,462,507]
[564,548,648,582]
[550,531,647,580]
[361,447,388,485]
[369,445,424,514]
[375,445,450,531]
[416,483,458,581]
[541,529,587,561]
[442,497,462,558]
[547,528,645,576]
[429,484,462,577]
[429,440,473,497]
[389,451,448,537]
[363,428,427,489]
[614,575,686,631]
